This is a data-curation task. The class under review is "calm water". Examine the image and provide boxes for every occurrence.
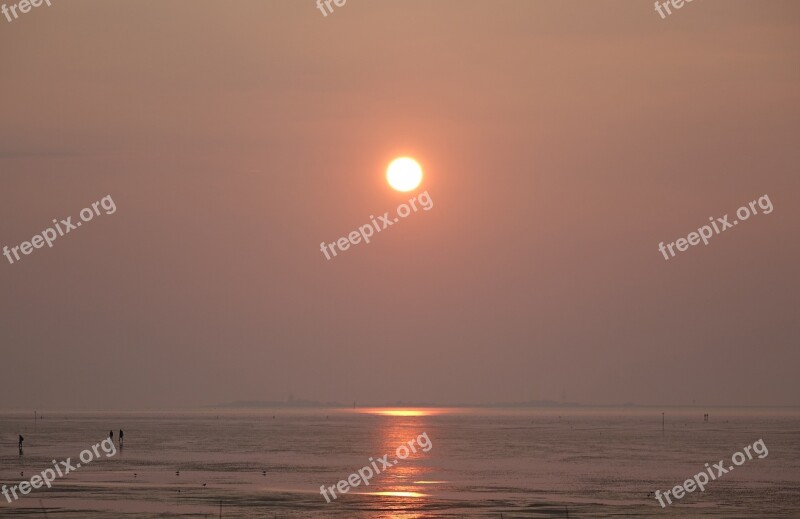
[1,408,798,517]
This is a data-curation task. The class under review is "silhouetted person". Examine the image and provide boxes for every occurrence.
[119,430,124,447]
[109,430,114,440]
[18,435,23,449]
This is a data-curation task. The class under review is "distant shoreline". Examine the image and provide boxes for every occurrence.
[2,402,798,414]
[208,399,800,410]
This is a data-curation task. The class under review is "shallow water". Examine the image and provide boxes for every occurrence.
[1,408,798,517]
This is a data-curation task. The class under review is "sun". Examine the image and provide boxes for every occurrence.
[386,157,423,192]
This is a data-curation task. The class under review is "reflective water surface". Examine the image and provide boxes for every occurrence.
[1,407,798,517]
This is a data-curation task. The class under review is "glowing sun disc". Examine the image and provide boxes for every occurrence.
[387,157,423,192]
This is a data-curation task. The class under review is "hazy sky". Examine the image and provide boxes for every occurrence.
[1,1,798,409]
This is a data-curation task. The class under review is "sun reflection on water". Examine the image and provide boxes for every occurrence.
[349,407,443,516]
[357,408,437,417]
[366,491,427,498]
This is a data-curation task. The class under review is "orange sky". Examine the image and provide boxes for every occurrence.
[1,1,798,409]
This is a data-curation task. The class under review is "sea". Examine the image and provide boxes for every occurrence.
[1,407,798,518]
